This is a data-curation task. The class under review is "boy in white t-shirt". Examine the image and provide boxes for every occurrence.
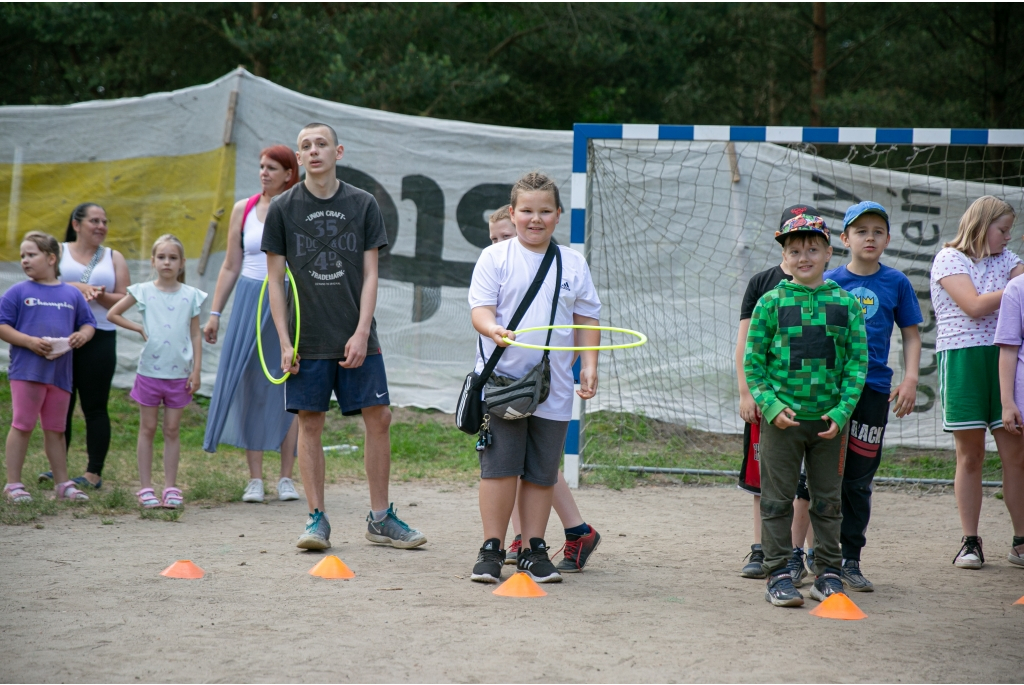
[468,173,602,583]
[489,204,602,572]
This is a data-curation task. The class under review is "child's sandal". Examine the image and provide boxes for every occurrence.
[136,487,161,509]
[55,481,89,501]
[4,483,33,503]
[161,487,183,509]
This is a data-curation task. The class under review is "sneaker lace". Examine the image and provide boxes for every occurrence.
[306,511,323,532]
[786,548,805,573]
[743,547,763,562]
[508,538,522,553]
[386,506,412,532]
[559,538,583,567]
[953,536,984,564]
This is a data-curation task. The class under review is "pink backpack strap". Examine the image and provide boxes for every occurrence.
[239,194,262,246]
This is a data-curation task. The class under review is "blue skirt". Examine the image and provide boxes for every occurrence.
[203,275,294,453]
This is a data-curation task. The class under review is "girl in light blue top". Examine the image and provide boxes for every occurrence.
[107,234,206,509]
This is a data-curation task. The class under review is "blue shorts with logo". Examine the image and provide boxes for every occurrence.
[284,354,390,416]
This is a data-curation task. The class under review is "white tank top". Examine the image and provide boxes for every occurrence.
[60,243,117,331]
[241,208,268,281]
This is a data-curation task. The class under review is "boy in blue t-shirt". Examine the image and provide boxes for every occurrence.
[824,201,923,592]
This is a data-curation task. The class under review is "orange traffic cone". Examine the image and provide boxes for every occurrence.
[1014,595,1024,605]
[808,592,866,620]
[308,555,355,579]
[493,572,547,597]
[160,560,205,579]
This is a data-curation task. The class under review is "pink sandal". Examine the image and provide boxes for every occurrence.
[55,481,89,501]
[4,483,32,503]
[136,487,161,509]
[161,487,183,509]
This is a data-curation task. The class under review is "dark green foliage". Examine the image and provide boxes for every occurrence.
[1,3,1021,129]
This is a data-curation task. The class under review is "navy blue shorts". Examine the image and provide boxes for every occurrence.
[284,354,390,416]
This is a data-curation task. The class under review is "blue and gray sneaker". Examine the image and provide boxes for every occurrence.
[297,509,331,550]
[788,546,808,587]
[809,567,845,601]
[840,559,874,592]
[765,570,804,607]
[366,503,427,549]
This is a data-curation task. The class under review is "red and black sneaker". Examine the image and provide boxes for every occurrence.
[505,534,522,565]
[555,527,602,573]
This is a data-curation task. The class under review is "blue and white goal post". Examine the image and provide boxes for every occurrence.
[563,123,1024,490]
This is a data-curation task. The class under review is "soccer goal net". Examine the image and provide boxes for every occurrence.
[570,125,1024,489]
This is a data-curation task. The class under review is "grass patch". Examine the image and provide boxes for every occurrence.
[0,374,482,525]
[581,411,1004,490]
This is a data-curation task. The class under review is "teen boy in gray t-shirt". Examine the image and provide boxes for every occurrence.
[263,122,426,551]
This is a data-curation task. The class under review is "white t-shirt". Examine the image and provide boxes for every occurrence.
[930,246,1022,351]
[126,282,207,379]
[468,238,601,421]
[240,208,268,281]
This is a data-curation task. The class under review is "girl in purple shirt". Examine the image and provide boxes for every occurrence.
[1,232,96,503]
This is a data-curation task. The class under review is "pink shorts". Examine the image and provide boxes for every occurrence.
[10,380,71,432]
[130,374,193,409]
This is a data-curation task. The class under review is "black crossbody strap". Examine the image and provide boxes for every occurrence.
[474,242,557,389]
[540,247,562,358]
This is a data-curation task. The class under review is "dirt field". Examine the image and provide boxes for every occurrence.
[2,482,1022,683]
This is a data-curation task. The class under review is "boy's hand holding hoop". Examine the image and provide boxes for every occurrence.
[487,324,514,348]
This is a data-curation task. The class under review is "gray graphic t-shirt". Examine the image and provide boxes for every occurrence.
[262,181,388,359]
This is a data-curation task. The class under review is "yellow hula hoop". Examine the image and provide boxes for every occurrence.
[257,267,300,385]
[500,325,647,352]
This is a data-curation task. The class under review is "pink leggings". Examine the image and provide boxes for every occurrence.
[10,380,71,432]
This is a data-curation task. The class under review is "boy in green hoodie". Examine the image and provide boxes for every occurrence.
[745,213,868,607]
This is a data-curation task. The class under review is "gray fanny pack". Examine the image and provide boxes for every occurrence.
[483,246,561,421]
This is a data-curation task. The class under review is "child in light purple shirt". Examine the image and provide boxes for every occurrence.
[1,232,95,503]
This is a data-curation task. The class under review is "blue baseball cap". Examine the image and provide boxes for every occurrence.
[843,201,890,232]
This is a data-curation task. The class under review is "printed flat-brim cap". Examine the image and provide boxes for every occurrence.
[779,204,821,229]
[775,214,830,245]
[843,201,890,231]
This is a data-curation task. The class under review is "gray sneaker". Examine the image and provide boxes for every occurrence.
[297,509,331,550]
[365,503,427,549]
[841,559,874,592]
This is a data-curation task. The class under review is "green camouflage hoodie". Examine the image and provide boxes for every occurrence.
[744,278,868,429]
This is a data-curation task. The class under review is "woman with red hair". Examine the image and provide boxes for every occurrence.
[202,145,302,503]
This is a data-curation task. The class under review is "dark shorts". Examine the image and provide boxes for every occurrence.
[740,421,810,499]
[284,354,390,416]
[480,414,568,487]
[738,421,761,495]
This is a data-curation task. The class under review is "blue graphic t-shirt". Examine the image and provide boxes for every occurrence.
[825,264,923,393]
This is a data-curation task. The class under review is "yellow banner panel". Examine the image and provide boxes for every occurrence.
[0,147,236,261]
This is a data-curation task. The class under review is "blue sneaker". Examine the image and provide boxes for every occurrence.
[366,503,427,549]
[809,567,845,601]
[72,476,102,490]
[788,547,808,587]
[38,471,53,483]
[297,509,331,550]
[765,570,804,607]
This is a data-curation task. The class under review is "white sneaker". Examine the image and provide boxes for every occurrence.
[242,478,264,503]
[277,477,300,501]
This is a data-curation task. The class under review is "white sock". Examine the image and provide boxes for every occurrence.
[371,508,389,522]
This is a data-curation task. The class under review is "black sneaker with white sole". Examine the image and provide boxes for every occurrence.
[470,538,506,583]
[764,570,804,607]
[840,559,874,592]
[809,568,845,601]
[740,544,766,579]
[517,538,562,583]
[787,546,808,587]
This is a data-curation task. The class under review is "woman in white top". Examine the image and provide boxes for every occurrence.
[40,203,130,489]
[202,146,300,503]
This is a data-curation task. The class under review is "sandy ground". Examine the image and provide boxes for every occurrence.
[2,482,1023,683]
